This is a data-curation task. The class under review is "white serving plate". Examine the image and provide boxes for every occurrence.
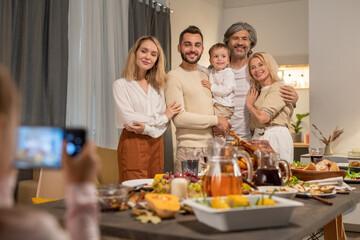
[121,179,153,188]
[256,186,298,199]
[296,188,337,197]
[344,178,360,183]
[183,195,303,232]
[340,164,360,183]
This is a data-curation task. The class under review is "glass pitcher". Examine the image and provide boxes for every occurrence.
[254,151,290,186]
[202,139,253,197]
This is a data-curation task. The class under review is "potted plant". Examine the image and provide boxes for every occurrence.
[291,113,309,142]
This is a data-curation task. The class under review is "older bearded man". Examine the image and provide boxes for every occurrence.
[221,22,299,140]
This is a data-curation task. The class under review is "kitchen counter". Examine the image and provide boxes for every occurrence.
[293,142,309,148]
[301,153,360,164]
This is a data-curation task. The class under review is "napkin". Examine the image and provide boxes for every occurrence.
[305,177,356,191]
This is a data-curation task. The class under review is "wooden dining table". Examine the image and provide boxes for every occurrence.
[36,184,360,240]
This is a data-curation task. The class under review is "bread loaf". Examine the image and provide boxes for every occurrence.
[329,162,339,171]
[303,162,316,171]
[315,159,332,171]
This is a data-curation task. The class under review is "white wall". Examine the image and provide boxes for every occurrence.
[221,0,308,66]
[168,0,223,68]
[309,0,360,153]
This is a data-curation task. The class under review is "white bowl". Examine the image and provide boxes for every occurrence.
[183,195,303,232]
[255,186,298,199]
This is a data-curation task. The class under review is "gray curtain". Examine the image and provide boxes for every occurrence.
[129,0,171,71]
[128,0,174,172]
[0,0,69,182]
[0,0,69,127]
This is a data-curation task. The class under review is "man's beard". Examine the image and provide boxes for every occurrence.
[180,51,202,64]
[230,45,249,58]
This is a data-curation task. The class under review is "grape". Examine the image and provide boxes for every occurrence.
[190,176,200,183]
[194,183,201,192]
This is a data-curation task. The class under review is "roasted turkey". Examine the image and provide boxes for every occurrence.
[228,130,276,171]
[228,130,275,156]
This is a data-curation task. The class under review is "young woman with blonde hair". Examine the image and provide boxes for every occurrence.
[113,36,181,182]
[245,52,294,163]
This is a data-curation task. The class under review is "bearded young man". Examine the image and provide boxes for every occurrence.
[223,22,299,140]
[165,25,231,173]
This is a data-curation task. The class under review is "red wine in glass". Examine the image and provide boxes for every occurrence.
[181,159,199,176]
[254,168,282,186]
[310,155,323,164]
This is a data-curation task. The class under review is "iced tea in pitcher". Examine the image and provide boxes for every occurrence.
[203,141,253,197]
[202,164,243,196]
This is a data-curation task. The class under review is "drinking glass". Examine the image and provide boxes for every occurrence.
[309,147,324,164]
[181,149,200,176]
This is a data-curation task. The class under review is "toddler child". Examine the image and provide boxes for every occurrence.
[198,43,235,119]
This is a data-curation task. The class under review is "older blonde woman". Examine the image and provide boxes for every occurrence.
[113,36,181,182]
[245,52,294,163]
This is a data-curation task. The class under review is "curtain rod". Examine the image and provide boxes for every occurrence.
[151,0,174,13]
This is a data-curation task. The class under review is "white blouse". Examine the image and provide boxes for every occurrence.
[113,78,169,138]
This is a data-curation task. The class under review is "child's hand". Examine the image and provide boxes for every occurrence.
[201,79,212,89]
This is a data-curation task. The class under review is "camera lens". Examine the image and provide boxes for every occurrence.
[66,142,76,155]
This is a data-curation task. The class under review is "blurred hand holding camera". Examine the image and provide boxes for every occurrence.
[63,141,100,184]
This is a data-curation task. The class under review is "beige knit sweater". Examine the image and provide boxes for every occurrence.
[165,66,218,147]
[250,81,294,130]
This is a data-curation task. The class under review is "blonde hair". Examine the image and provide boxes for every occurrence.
[248,52,282,91]
[0,65,20,118]
[121,36,167,90]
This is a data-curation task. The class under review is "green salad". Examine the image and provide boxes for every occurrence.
[346,168,360,179]
[291,161,309,167]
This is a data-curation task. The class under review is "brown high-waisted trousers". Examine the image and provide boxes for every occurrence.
[117,129,164,183]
